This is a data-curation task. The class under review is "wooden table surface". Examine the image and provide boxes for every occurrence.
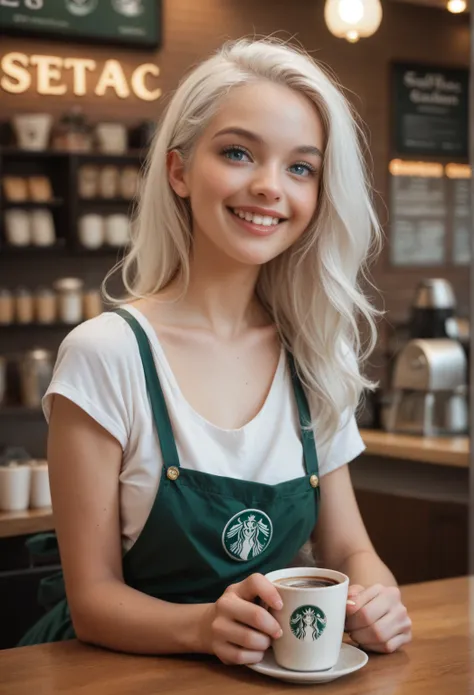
[0,576,472,695]
[0,507,54,539]
[361,429,469,468]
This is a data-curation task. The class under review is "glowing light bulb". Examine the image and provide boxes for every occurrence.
[447,0,466,12]
[324,0,383,42]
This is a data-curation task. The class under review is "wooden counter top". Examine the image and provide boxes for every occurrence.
[361,429,469,468]
[0,507,53,539]
[0,575,472,695]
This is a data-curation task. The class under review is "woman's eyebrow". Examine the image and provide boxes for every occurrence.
[212,127,323,159]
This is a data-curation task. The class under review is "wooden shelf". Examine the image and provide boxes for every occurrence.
[0,507,53,539]
[2,199,64,209]
[360,428,469,468]
[78,198,134,205]
[0,323,79,330]
[0,407,43,416]
[0,242,66,256]
[0,148,68,159]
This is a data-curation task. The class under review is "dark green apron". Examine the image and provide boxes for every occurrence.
[19,309,320,646]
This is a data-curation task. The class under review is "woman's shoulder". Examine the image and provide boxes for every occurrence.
[59,310,139,364]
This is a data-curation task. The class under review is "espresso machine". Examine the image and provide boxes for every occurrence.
[384,279,469,436]
[385,338,468,436]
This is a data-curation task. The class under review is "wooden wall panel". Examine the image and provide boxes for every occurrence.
[1,0,469,320]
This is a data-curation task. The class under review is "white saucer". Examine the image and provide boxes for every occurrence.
[247,643,368,684]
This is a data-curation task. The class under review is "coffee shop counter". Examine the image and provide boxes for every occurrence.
[353,429,469,585]
[0,507,53,539]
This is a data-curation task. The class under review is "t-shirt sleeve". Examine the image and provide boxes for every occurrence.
[317,410,365,477]
[42,315,135,450]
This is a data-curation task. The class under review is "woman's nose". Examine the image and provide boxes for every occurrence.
[249,165,282,201]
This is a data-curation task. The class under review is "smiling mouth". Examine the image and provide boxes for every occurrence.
[227,207,286,228]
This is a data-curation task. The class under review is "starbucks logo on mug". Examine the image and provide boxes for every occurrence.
[290,605,327,641]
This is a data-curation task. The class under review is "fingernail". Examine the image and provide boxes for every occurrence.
[346,600,357,606]
[274,628,283,639]
[274,600,283,610]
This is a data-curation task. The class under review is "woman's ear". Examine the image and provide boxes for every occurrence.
[167,150,190,198]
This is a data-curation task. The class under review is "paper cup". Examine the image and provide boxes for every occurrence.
[30,461,51,509]
[0,463,32,512]
[265,567,349,672]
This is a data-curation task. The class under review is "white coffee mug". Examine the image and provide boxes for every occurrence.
[105,214,130,246]
[4,209,31,246]
[265,567,349,672]
[0,463,32,512]
[78,214,104,249]
[30,209,56,246]
[30,461,52,509]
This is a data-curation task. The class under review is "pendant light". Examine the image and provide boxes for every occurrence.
[446,0,466,12]
[324,0,383,43]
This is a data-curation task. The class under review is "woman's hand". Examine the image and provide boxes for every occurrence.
[345,584,412,653]
[201,573,283,665]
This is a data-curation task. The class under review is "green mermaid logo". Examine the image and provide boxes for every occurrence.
[290,605,327,641]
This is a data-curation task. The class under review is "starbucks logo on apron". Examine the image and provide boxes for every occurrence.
[112,0,144,16]
[290,605,327,641]
[222,509,273,561]
[65,0,97,16]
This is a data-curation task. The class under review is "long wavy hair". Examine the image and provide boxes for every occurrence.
[104,38,381,444]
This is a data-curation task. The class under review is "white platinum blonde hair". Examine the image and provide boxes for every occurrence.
[106,38,381,444]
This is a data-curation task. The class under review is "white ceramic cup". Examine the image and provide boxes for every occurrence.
[30,461,52,509]
[78,214,104,249]
[30,210,56,246]
[0,463,32,512]
[105,214,130,246]
[13,114,53,151]
[265,567,349,672]
[96,123,127,154]
[4,209,31,246]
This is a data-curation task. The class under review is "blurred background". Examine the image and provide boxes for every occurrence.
[0,0,471,649]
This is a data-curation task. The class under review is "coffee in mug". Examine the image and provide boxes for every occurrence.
[266,567,349,672]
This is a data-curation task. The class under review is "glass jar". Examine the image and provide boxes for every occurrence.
[35,288,57,324]
[83,289,103,320]
[54,278,84,324]
[0,289,14,325]
[15,287,34,324]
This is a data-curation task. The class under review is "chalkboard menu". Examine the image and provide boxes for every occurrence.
[392,63,468,158]
[390,170,447,266]
[451,177,471,266]
[0,0,160,48]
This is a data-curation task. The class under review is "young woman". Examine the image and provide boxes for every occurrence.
[20,38,412,663]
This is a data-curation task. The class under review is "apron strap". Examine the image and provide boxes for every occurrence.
[287,354,320,477]
[114,308,181,471]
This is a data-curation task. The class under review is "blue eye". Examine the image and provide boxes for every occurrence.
[289,163,316,177]
[222,146,251,162]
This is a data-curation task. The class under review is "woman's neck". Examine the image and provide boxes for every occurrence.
[155,237,269,339]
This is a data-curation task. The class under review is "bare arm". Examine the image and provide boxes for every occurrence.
[47,395,283,661]
[48,395,209,654]
[312,464,396,587]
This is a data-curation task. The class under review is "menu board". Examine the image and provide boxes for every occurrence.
[390,174,447,266]
[451,177,471,266]
[392,63,469,158]
[0,0,160,48]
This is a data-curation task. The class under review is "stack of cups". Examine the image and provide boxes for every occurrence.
[0,460,51,512]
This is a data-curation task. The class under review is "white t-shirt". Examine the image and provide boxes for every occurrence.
[43,306,365,551]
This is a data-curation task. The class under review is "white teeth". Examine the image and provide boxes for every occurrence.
[232,208,281,226]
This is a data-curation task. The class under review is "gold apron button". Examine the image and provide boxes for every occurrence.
[310,474,319,489]
[167,466,180,481]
